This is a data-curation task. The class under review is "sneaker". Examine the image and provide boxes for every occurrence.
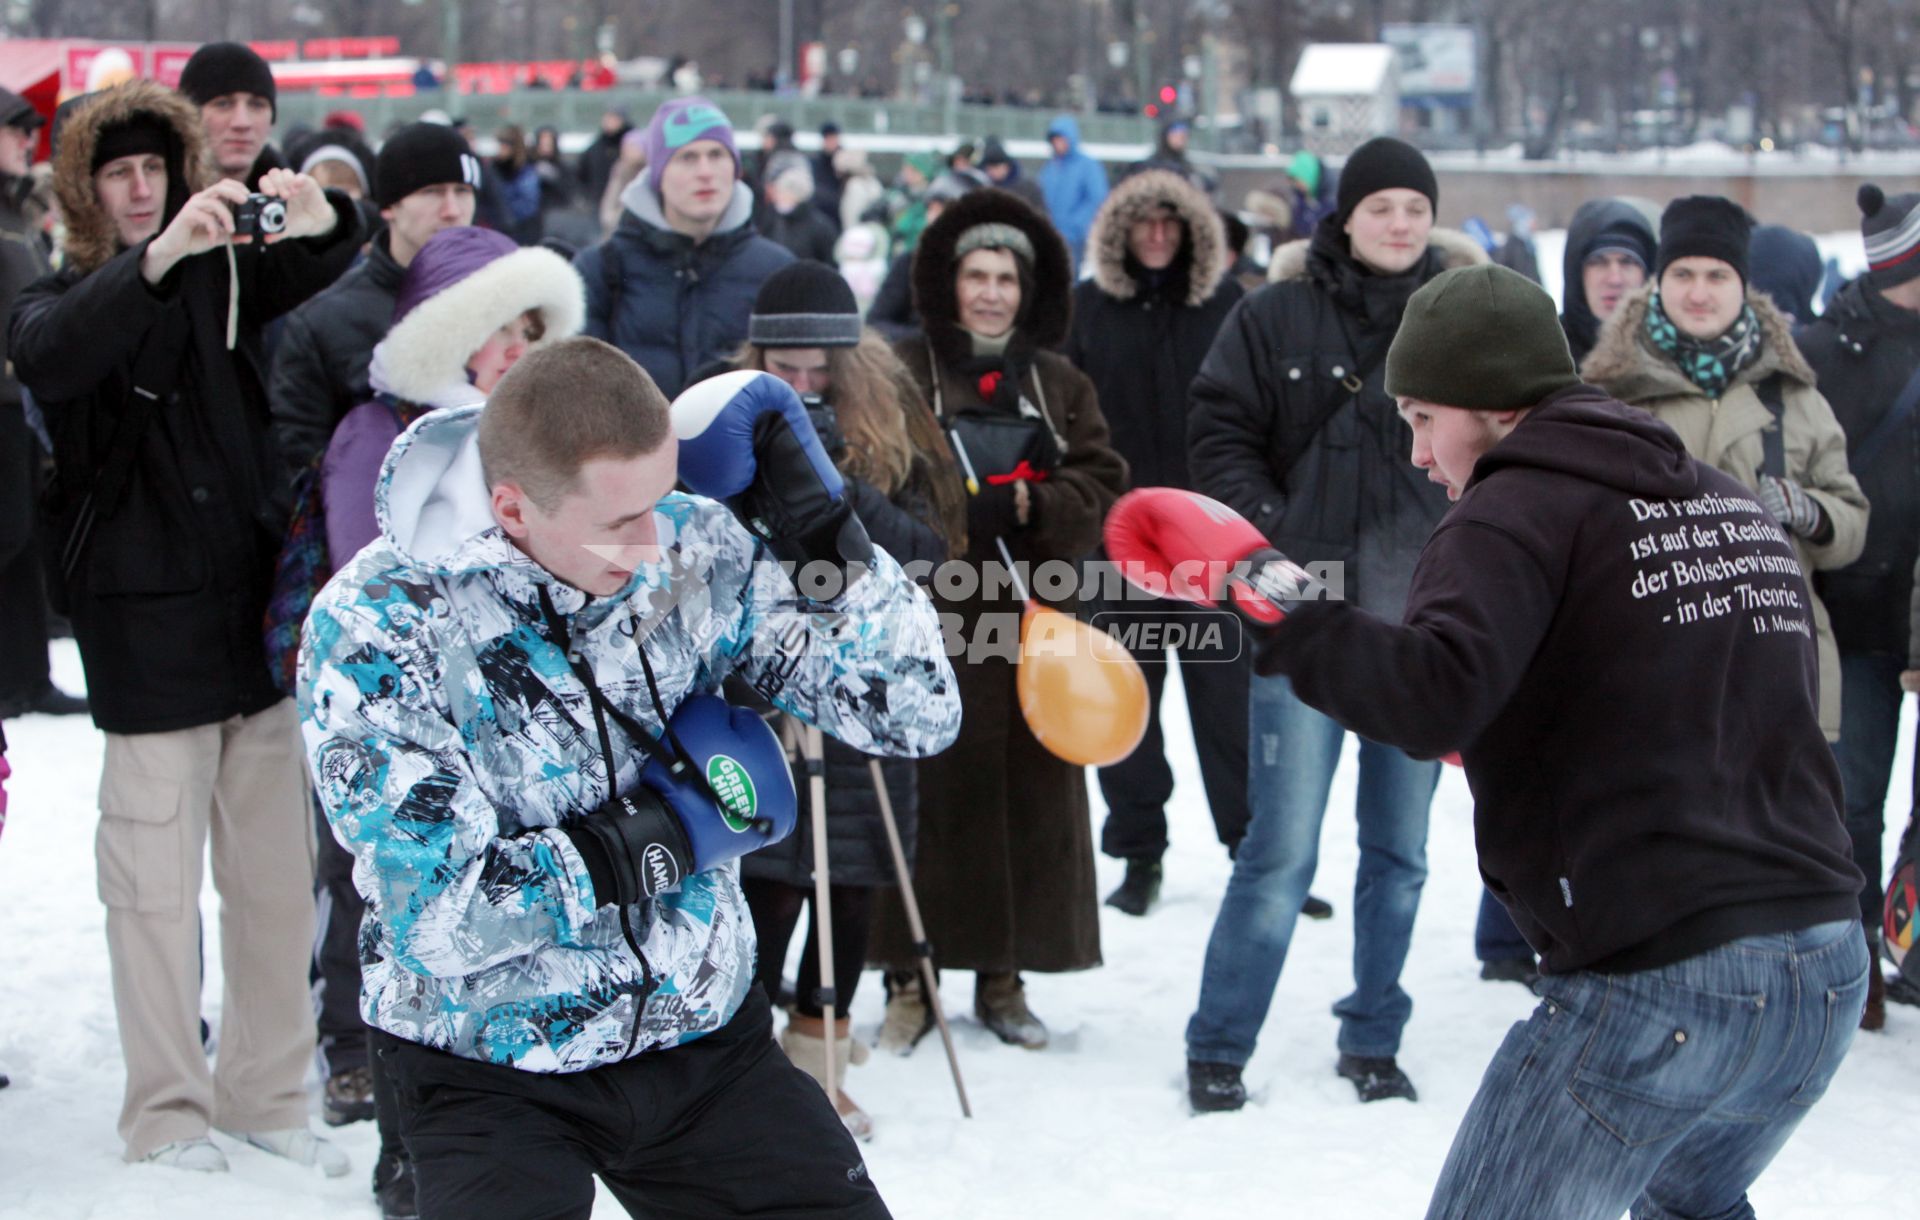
[1104,858,1162,916]
[220,1126,351,1177]
[1336,1053,1418,1103]
[1300,895,1335,920]
[323,1065,376,1126]
[1479,957,1539,988]
[1187,1060,1247,1113]
[974,972,1048,1049]
[1887,971,1920,1007]
[373,1150,420,1220]
[142,1137,229,1172]
[876,971,934,1056]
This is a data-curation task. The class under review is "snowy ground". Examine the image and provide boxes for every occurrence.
[0,640,1912,1219]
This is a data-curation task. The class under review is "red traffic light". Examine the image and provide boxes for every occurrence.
[1159,85,1177,104]
[1144,103,1159,117]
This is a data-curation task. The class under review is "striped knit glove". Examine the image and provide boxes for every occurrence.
[1757,476,1826,540]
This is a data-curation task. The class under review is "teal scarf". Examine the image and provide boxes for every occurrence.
[1644,290,1763,398]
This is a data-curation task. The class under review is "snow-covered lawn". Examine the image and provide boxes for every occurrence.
[0,640,1910,1218]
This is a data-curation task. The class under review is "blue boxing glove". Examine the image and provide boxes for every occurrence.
[563,694,798,904]
[670,370,874,585]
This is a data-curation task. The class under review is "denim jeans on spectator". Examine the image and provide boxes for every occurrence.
[1476,888,1535,962]
[1835,649,1909,928]
[1186,673,1439,1066]
[1426,919,1869,1220]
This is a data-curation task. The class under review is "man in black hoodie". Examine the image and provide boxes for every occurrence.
[1559,196,1656,367]
[1114,264,1866,1218]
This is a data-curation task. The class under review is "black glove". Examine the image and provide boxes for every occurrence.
[561,789,694,906]
[737,411,874,587]
[965,482,1022,545]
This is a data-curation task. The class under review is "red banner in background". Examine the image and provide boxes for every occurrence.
[66,44,145,92]
[150,44,200,88]
[304,37,401,59]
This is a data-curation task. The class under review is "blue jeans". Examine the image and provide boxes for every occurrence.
[1477,888,1535,963]
[1835,649,1910,928]
[1426,919,1869,1220]
[1187,673,1439,1065]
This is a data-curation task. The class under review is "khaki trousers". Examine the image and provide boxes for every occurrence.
[97,698,318,1159]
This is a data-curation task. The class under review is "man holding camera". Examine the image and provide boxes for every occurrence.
[9,80,361,1172]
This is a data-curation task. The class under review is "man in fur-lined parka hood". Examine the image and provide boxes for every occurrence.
[1061,169,1249,916]
[9,79,362,1172]
[1183,137,1485,1114]
[1582,195,1868,743]
[870,186,1127,1050]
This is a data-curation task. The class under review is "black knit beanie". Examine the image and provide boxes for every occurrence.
[177,42,277,120]
[1858,183,1920,290]
[1336,137,1438,224]
[1385,264,1580,410]
[749,261,862,347]
[91,112,173,175]
[1656,195,1752,285]
[374,122,479,207]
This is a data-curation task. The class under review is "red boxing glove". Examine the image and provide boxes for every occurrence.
[1104,488,1311,626]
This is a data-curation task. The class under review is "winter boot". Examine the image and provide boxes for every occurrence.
[218,1126,351,1177]
[323,1064,376,1126]
[1104,858,1162,916]
[1479,957,1539,988]
[1862,954,1886,1031]
[1337,1054,1418,1103]
[781,1014,874,1141]
[373,1150,419,1220]
[876,970,934,1055]
[1187,1060,1247,1113]
[141,1137,229,1172]
[975,972,1048,1049]
[1888,969,1920,1006]
[1300,895,1335,920]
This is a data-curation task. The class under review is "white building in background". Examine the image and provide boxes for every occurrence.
[1290,43,1400,156]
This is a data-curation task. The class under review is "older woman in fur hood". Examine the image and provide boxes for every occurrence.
[319,227,586,567]
[1062,170,1251,917]
[869,188,1127,1053]
[1583,196,1868,746]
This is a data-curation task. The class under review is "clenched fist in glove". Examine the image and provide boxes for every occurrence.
[1103,487,1315,627]
[1756,475,1829,542]
[670,371,875,586]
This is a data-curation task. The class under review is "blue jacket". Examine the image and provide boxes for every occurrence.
[573,180,791,398]
[299,406,960,1071]
[1038,116,1109,261]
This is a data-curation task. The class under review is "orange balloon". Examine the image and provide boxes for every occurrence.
[1016,604,1150,767]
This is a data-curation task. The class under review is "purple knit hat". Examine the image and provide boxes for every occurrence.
[641,96,739,193]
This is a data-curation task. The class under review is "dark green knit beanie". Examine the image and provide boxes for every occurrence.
[1385,263,1581,410]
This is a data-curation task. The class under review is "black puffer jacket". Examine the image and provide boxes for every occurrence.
[1064,169,1240,492]
[11,81,362,734]
[1187,217,1483,615]
[268,228,407,475]
[1797,274,1920,656]
[742,477,948,888]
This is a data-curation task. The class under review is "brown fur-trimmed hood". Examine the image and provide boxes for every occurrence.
[910,187,1072,370]
[1580,282,1817,405]
[1085,169,1226,307]
[53,80,209,275]
[1266,225,1487,284]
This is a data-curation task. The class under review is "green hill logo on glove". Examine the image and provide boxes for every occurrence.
[708,755,758,832]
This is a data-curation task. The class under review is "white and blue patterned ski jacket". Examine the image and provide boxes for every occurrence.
[298,404,960,1071]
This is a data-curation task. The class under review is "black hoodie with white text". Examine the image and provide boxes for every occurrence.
[1258,385,1861,975]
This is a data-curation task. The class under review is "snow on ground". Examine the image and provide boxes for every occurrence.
[0,640,1912,1218]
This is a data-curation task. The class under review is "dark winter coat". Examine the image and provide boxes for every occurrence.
[268,229,407,477]
[869,188,1127,975]
[1559,198,1657,366]
[744,478,948,890]
[760,202,839,265]
[1064,169,1241,492]
[980,140,1048,217]
[1188,220,1485,616]
[11,81,363,734]
[577,125,630,209]
[1259,387,1862,975]
[573,178,792,399]
[1796,274,1920,658]
[866,250,918,343]
[1750,225,1823,326]
[0,169,49,409]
